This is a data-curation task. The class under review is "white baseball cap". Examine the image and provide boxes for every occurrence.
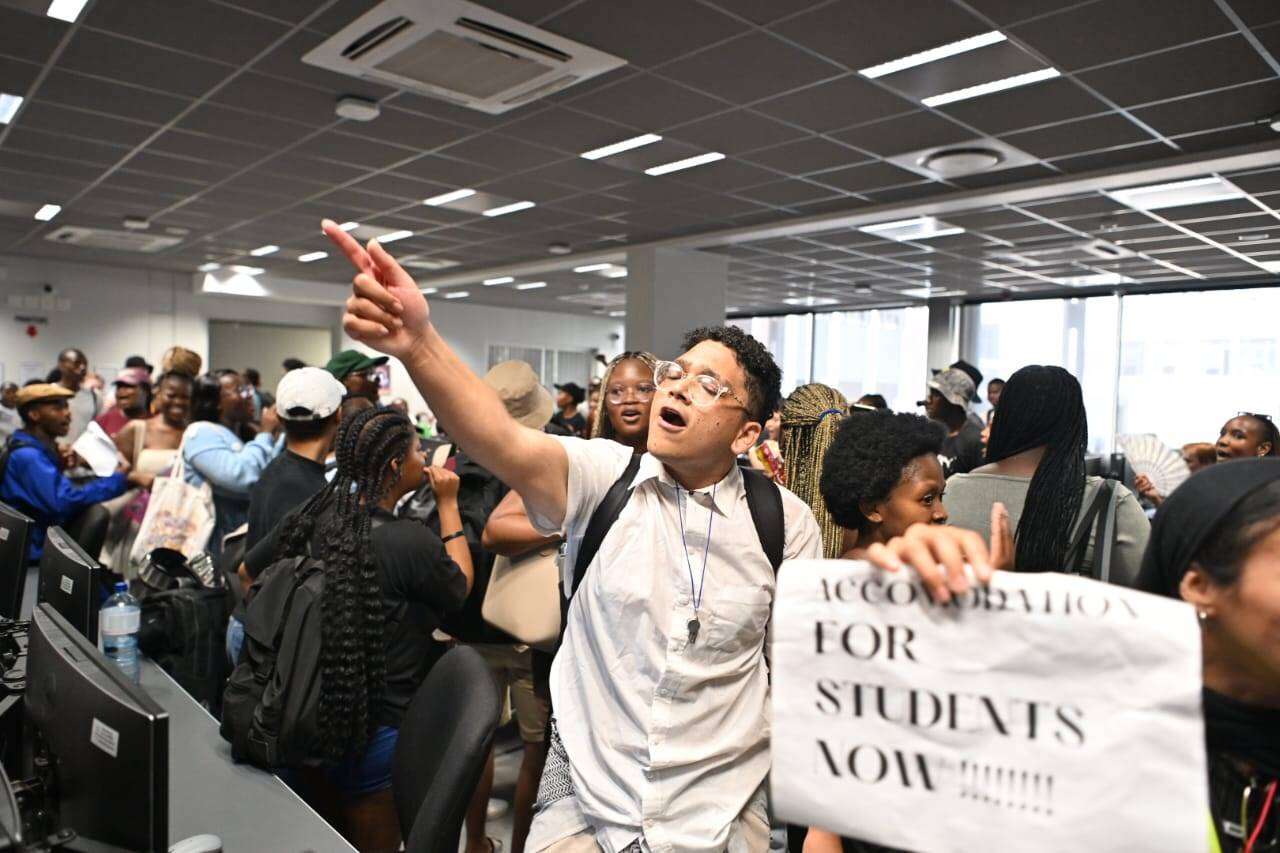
[276,367,346,421]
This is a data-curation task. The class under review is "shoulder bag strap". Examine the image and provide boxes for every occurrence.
[571,452,643,597]
[1091,480,1120,583]
[741,468,785,573]
[1065,481,1111,575]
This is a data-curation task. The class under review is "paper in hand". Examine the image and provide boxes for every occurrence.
[72,420,121,477]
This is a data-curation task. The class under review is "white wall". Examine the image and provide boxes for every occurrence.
[340,297,624,418]
[0,254,341,385]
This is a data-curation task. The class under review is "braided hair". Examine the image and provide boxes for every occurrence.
[985,365,1088,573]
[1240,414,1280,456]
[274,406,416,762]
[590,351,658,440]
[781,384,849,558]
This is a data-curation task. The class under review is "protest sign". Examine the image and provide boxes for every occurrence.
[771,560,1208,852]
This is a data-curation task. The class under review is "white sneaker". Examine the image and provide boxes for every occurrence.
[485,798,510,820]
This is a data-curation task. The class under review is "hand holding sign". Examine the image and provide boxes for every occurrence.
[771,560,1208,853]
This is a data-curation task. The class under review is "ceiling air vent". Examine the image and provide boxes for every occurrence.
[303,0,626,115]
[44,226,184,253]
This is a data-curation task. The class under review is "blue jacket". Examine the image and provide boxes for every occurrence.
[0,430,127,563]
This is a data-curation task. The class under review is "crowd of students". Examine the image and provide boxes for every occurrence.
[0,221,1275,853]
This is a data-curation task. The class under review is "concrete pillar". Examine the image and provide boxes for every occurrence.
[625,247,727,359]
[926,298,960,370]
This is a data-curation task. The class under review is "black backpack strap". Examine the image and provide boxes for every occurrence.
[741,468,785,574]
[1065,480,1113,575]
[570,453,643,596]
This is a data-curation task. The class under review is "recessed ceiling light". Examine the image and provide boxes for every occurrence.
[0,93,23,125]
[1054,272,1137,287]
[197,262,221,273]
[46,0,90,22]
[580,133,663,160]
[516,281,547,290]
[860,216,964,241]
[378,230,414,243]
[607,310,626,317]
[783,296,839,307]
[423,188,476,206]
[231,265,265,276]
[574,263,612,273]
[422,287,439,295]
[859,30,1007,79]
[1238,233,1270,242]
[484,276,514,286]
[443,291,470,299]
[922,67,1060,107]
[1106,176,1245,211]
[34,204,61,222]
[645,152,725,176]
[339,221,359,232]
[483,201,536,217]
[249,244,279,257]
[298,251,328,263]
[602,267,628,278]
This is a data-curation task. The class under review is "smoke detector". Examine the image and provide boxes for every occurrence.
[919,147,1003,177]
[547,242,571,255]
[336,96,381,121]
[303,0,626,114]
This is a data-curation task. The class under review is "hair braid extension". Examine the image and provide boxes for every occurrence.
[781,384,849,558]
[273,405,415,762]
[985,365,1088,573]
[590,351,658,440]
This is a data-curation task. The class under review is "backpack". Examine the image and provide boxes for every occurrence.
[535,457,785,692]
[1063,479,1119,582]
[138,586,228,712]
[220,553,326,770]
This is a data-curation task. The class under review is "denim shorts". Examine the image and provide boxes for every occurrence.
[325,725,398,795]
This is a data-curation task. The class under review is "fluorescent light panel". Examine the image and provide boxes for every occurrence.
[443,291,469,299]
[1107,176,1245,211]
[339,221,359,232]
[423,188,475,206]
[231,265,264,276]
[860,216,963,242]
[516,281,547,290]
[574,263,612,273]
[922,67,1060,107]
[34,204,61,221]
[483,201,535,217]
[46,0,89,22]
[859,31,1006,79]
[602,267,628,278]
[249,244,279,256]
[298,251,328,263]
[197,262,221,272]
[0,93,23,125]
[422,287,439,295]
[580,133,662,160]
[1055,272,1137,287]
[483,276,514,286]
[783,296,839,307]
[203,273,266,297]
[378,230,414,243]
[645,152,725,176]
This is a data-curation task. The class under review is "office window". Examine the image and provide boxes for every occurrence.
[729,314,813,397]
[811,308,929,413]
[1116,288,1280,449]
[965,297,1120,453]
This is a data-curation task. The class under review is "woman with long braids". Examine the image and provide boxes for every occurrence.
[243,406,474,852]
[780,383,849,558]
[944,365,1149,584]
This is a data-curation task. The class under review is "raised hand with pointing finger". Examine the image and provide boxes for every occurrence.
[322,219,423,361]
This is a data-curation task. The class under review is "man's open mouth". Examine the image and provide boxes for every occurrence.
[659,406,687,429]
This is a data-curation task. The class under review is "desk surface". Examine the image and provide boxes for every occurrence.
[138,661,355,853]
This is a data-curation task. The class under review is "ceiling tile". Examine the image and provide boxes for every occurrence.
[492,107,640,156]
[742,137,869,174]
[150,128,275,168]
[0,54,41,95]
[1172,122,1279,152]
[541,0,749,68]
[209,71,342,126]
[810,160,922,193]
[1132,78,1280,138]
[1078,35,1276,108]
[289,130,418,169]
[936,77,1110,135]
[3,127,129,166]
[658,32,842,104]
[392,155,502,187]
[35,69,190,125]
[661,158,781,192]
[438,133,566,172]
[773,0,988,70]
[1003,113,1156,159]
[301,0,384,34]
[960,0,1089,26]
[1010,0,1235,71]
[84,0,291,65]
[0,6,66,63]
[58,29,228,98]
[1050,142,1174,173]
[753,76,914,133]
[664,108,807,156]
[0,149,104,182]
[832,111,974,157]
[565,74,725,132]
[1223,0,1280,26]
[173,103,316,148]
[14,101,157,148]
[252,29,394,100]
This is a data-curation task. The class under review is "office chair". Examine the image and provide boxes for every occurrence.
[63,504,110,566]
[392,646,500,853]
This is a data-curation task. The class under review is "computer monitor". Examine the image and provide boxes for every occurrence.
[37,527,101,642]
[0,503,32,620]
[0,759,22,850]
[26,603,168,852]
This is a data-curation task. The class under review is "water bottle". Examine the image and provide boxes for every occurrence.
[100,582,141,684]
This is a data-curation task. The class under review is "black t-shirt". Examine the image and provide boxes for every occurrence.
[243,504,468,728]
[939,420,985,477]
[246,449,328,555]
[551,410,588,438]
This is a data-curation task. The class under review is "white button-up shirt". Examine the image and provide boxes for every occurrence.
[530,438,822,853]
